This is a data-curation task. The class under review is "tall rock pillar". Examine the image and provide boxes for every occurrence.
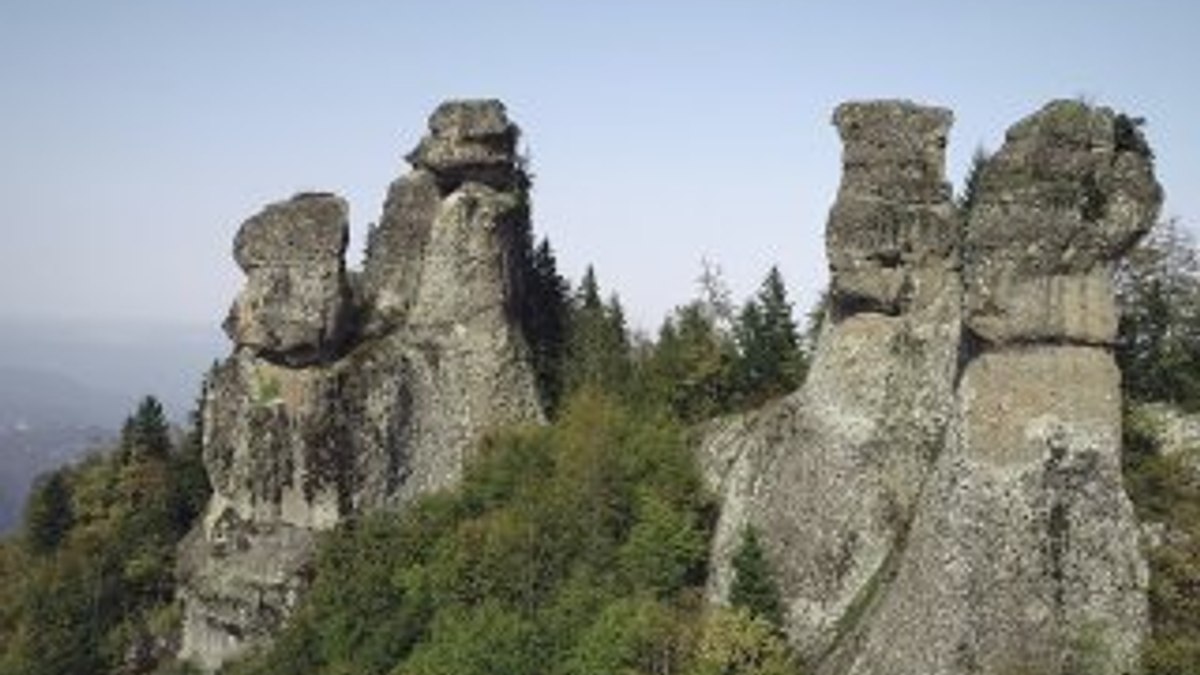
[177,100,542,671]
[698,101,962,660]
[844,101,1162,675]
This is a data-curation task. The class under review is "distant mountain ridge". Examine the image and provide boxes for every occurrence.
[0,318,225,534]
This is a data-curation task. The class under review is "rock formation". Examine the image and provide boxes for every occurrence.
[700,100,1161,675]
[177,100,543,671]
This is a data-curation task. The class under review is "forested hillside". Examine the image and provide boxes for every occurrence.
[0,208,1197,675]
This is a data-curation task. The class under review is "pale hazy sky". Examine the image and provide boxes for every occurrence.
[2,1,1197,331]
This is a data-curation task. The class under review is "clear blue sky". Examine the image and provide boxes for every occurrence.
[2,1,1197,331]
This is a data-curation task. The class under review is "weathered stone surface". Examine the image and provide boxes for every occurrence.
[362,169,442,331]
[701,100,962,660]
[842,347,1146,675]
[179,101,543,670]
[224,193,352,365]
[701,99,1160,675]
[405,99,521,191]
[964,100,1161,345]
[827,101,958,315]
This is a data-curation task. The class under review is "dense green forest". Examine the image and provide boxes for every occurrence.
[2,217,1199,674]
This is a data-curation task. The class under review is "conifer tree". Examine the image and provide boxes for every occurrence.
[24,469,73,555]
[121,395,171,461]
[522,237,570,416]
[563,266,631,396]
[729,527,784,629]
[734,267,806,404]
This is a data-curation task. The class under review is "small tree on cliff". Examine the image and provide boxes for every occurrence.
[730,526,784,630]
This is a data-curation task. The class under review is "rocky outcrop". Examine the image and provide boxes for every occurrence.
[223,193,354,366]
[700,100,1161,675]
[177,100,543,671]
[700,100,962,659]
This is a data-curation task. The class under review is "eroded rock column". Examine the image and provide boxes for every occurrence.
[178,100,542,671]
[845,101,1161,675]
[699,100,962,661]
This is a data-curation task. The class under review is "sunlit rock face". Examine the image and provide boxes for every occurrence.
[177,100,543,671]
[700,100,963,660]
[700,99,1160,675]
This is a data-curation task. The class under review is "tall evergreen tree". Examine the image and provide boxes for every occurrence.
[121,395,171,461]
[521,237,570,416]
[563,266,631,396]
[24,469,73,555]
[733,267,806,404]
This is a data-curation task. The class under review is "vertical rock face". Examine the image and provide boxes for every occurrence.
[700,100,1161,675]
[843,101,1159,675]
[178,100,543,671]
[699,100,962,659]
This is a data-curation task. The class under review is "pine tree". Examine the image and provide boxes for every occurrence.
[24,469,73,555]
[734,267,806,405]
[121,395,172,461]
[522,237,570,416]
[563,266,631,396]
[729,527,784,629]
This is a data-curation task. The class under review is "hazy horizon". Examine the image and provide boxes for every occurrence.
[2,1,1198,332]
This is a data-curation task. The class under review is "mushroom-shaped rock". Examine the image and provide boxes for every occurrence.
[406,99,521,191]
[964,100,1162,345]
[224,193,352,365]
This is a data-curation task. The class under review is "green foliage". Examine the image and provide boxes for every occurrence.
[1121,407,1200,674]
[733,267,806,406]
[957,145,991,214]
[563,267,633,398]
[0,395,211,675]
[522,238,571,416]
[645,302,738,423]
[690,608,798,675]
[23,469,74,556]
[121,395,172,461]
[228,390,733,675]
[1117,219,1200,411]
[729,527,784,629]
[635,263,813,425]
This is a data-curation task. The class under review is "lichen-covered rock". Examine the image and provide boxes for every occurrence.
[178,101,542,670]
[842,347,1147,675]
[405,99,522,191]
[838,102,1161,675]
[826,101,957,315]
[701,99,1159,675]
[964,100,1161,345]
[224,193,352,365]
[362,169,442,331]
[700,100,962,660]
